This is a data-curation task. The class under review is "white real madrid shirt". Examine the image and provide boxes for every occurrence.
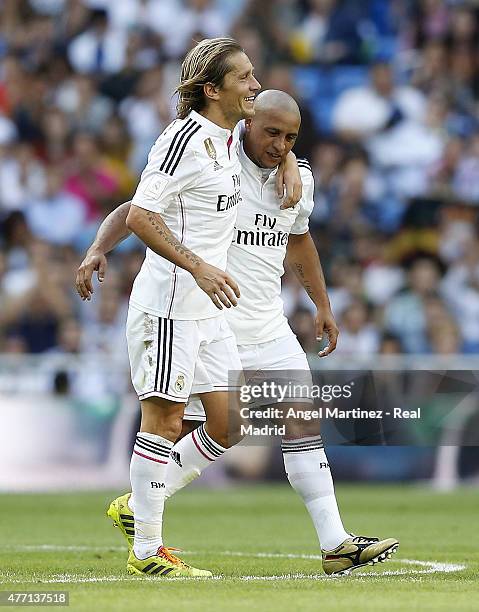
[225,144,315,344]
[129,110,242,320]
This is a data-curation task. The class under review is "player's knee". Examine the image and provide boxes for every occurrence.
[140,417,183,441]
[206,420,244,448]
[140,398,184,441]
[162,415,184,441]
[281,403,321,439]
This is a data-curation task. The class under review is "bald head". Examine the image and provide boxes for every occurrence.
[244,89,301,169]
[253,89,301,120]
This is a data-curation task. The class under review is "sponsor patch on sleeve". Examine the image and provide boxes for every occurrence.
[145,175,170,199]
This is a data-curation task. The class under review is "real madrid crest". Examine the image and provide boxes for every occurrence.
[204,138,222,170]
[204,138,217,160]
[143,314,154,336]
[175,374,185,393]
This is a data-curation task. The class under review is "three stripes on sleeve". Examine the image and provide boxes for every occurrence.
[159,118,201,176]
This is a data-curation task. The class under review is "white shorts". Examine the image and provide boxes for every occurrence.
[184,332,312,420]
[126,306,242,403]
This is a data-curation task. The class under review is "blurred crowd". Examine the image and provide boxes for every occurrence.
[1,0,479,360]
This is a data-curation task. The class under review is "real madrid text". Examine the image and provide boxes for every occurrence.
[239,406,422,421]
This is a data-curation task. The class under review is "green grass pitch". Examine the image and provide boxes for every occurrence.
[1,484,478,611]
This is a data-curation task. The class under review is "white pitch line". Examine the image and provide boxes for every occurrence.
[0,562,466,584]
[0,574,222,584]
[400,559,465,573]
[0,545,468,573]
[240,559,467,580]
[0,547,466,583]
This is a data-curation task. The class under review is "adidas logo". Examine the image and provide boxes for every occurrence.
[171,451,182,467]
[214,161,222,171]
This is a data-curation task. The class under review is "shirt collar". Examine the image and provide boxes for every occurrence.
[239,142,279,180]
[189,110,233,139]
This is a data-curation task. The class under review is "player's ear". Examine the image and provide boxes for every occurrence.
[204,82,220,102]
[245,118,252,132]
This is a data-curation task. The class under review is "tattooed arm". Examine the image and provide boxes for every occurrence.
[126,204,240,310]
[285,231,338,356]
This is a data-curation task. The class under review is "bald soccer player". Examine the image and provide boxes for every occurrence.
[77,91,398,576]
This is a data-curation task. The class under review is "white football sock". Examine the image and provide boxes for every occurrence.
[282,435,349,551]
[129,432,173,559]
[164,424,226,499]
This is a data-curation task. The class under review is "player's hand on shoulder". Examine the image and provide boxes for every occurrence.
[277,151,303,210]
[316,309,339,357]
[75,250,108,301]
[191,262,240,310]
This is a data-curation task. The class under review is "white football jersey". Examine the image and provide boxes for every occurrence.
[225,144,314,344]
[129,110,242,319]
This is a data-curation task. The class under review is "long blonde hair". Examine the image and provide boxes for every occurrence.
[176,37,244,119]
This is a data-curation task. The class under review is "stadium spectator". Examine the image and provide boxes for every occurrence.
[411,39,449,95]
[383,256,445,353]
[98,115,137,202]
[290,0,366,65]
[39,107,71,165]
[119,66,173,173]
[67,8,128,75]
[81,283,128,358]
[324,258,362,320]
[64,131,119,220]
[49,316,83,355]
[309,138,343,225]
[96,0,170,32]
[447,4,478,48]
[428,320,463,355]
[378,332,403,354]
[335,298,379,355]
[98,31,144,103]
[442,237,479,353]
[408,0,450,49]
[237,0,299,64]
[25,165,86,246]
[155,0,229,60]
[231,26,266,85]
[0,141,46,213]
[428,135,465,199]
[4,240,73,353]
[325,153,385,243]
[452,132,479,204]
[332,61,426,141]
[55,73,114,133]
[355,232,405,306]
